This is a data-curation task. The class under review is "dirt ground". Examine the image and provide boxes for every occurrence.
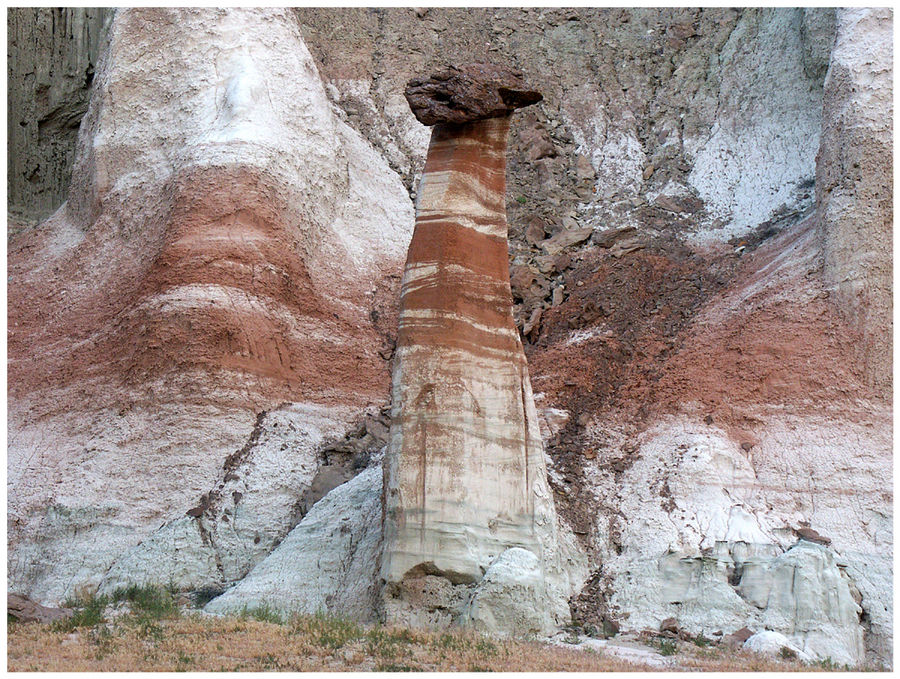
[7,612,828,673]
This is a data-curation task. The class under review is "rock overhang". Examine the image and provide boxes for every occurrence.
[405,63,543,126]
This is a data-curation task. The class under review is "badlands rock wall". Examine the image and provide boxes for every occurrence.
[8,7,412,604]
[292,7,890,665]
[7,8,112,226]
[817,8,893,395]
[7,6,892,668]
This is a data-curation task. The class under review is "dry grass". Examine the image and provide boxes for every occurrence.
[8,618,833,673]
[5,595,850,672]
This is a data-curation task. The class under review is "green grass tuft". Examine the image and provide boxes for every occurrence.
[238,603,285,625]
[111,583,178,619]
[657,638,677,656]
[52,592,109,632]
[694,633,712,648]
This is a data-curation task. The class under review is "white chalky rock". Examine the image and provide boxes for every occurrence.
[463,548,565,638]
[204,465,383,621]
[743,630,812,663]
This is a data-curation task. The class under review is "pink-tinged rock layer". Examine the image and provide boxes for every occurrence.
[7,7,414,604]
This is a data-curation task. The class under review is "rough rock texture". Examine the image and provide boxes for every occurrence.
[7,8,113,226]
[817,8,893,396]
[98,404,388,594]
[205,465,383,621]
[462,547,563,638]
[7,593,73,624]
[743,630,812,663]
[381,78,583,631]
[405,63,542,125]
[7,7,892,667]
[8,8,412,605]
[555,217,890,667]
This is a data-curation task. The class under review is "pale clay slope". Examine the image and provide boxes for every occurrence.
[98,404,357,594]
[204,465,385,621]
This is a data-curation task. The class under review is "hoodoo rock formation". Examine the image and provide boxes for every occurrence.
[382,65,583,633]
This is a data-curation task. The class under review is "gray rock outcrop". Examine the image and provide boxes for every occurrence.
[205,465,383,621]
[7,8,112,225]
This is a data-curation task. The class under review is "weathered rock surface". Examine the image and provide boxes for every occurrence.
[817,8,893,395]
[205,465,383,621]
[463,547,564,638]
[558,220,889,667]
[382,70,583,631]
[8,7,412,605]
[7,8,113,225]
[405,63,542,125]
[7,7,891,667]
[743,630,812,663]
[97,404,383,594]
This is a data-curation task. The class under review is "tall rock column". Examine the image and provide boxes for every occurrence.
[382,64,577,633]
[817,8,893,397]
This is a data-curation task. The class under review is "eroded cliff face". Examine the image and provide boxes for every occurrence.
[8,7,412,604]
[817,8,893,396]
[7,7,892,668]
[7,8,112,227]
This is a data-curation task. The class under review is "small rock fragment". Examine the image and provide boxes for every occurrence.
[795,526,832,545]
[575,154,595,180]
[609,239,645,258]
[541,226,593,255]
[659,616,680,635]
[524,216,548,246]
[722,626,754,649]
[551,286,565,307]
[592,226,637,249]
[523,307,542,339]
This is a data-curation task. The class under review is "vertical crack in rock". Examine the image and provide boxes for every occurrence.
[382,64,575,633]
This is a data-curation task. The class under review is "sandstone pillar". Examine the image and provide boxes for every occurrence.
[382,65,567,626]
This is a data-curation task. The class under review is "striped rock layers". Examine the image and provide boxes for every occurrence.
[383,67,569,629]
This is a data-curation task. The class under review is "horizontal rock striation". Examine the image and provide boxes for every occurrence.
[382,65,580,631]
[7,8,413,604]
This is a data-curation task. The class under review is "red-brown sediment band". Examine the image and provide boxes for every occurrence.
[8,164,395,414]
